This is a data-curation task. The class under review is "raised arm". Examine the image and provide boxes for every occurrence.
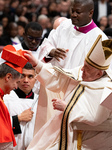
[24,50,70,93]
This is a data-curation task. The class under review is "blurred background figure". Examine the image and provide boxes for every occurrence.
[99,16,108,31]
[59,0,70,18]
[0,22,21,46]
[108,14,112,28]
[8,0,20,22]
[18,16,29,24]
[0,0,5,21]
[17,21,27,42]
[103,13,112,39]
[37,14,51,44]
[93,0,111,26]
[47,2,60,19]
[0,22,3,37]
[0,22,4,51]
[37,5,48,17]
[1,14,10,35]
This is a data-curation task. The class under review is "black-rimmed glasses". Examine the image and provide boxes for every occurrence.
[27,35,42,42]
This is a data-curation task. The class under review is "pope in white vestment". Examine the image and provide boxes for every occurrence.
[25,35,112,150]
[27,62,112,150]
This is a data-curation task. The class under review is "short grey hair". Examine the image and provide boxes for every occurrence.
[0,63,20,79]
[38,14,48,22]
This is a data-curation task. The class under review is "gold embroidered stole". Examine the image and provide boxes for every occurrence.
[59,84,85,150]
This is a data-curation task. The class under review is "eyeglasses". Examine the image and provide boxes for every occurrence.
[27,35,42,42]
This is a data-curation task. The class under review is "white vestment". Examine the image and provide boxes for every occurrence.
[39,19,108,69]
[3,91,38,150]
[27,62,112,150]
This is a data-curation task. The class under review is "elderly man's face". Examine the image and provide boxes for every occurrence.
[81,61,102,82]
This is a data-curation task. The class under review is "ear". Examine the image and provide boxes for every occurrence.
[5,73,12,82]
[89,9,94,18]
[97,70,104,79]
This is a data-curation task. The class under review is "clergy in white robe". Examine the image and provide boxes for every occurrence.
[39,19,108,69]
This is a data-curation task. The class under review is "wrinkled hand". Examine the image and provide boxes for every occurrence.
[52,98,67,111]
[18,108,34,122]
[23,50,38,67]
[49,48,69,61]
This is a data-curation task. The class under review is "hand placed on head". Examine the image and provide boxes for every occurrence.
[24,50,38,67]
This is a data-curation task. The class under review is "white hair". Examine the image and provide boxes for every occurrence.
[38,14,48,22]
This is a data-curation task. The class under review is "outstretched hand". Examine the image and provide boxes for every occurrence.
[49,48,69,61]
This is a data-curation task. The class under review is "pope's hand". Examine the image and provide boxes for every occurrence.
[24,50,38,67]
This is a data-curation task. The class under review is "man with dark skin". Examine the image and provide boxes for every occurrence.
[40,0,108,68]
[14,22,43,59]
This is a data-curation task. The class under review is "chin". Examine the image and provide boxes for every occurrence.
[71,20,79,26]
[30,47,37,51]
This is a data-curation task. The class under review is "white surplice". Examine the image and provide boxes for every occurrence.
[39,19,108,69]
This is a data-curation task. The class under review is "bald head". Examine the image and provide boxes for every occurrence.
[53,17,68,29]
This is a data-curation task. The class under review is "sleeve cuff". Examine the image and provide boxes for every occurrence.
[12,115,21,135]
[43,57,53,63]
[34,60,43,74]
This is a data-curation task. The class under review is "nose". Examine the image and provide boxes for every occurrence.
[72,11,78,17]
[24,76,29,82]
[32,38,37,44]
